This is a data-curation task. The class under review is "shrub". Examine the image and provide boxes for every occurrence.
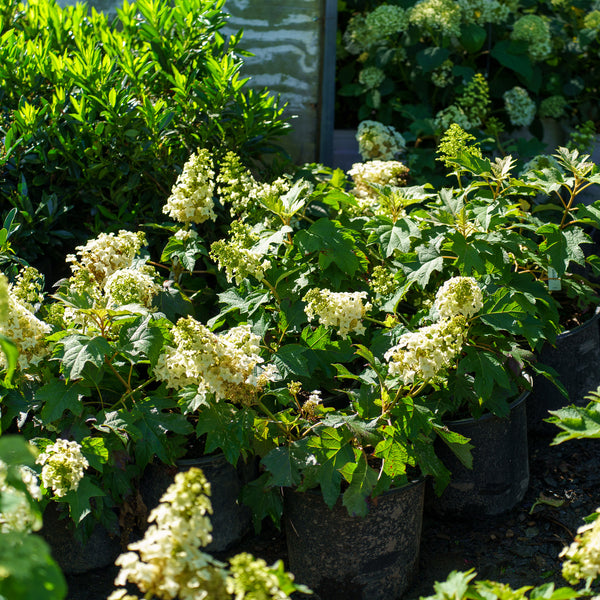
[0,0,290,277]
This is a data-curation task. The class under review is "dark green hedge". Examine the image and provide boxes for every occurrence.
[0,0,290,272]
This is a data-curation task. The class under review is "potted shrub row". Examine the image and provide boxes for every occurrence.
[3,124,600,596]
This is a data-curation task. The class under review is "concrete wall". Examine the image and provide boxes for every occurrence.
[54,0,335,165]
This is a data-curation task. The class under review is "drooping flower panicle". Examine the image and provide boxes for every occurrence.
[154,318,277,404]
[434,276,484,320]
[163,149,216,225]
[36,439,88,498]
[303,288,372,339]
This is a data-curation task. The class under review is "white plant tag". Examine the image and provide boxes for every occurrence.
[548,266,561,291]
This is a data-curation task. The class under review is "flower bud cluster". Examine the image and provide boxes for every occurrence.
[356,120,406,161]
[386,276,482,384]
[370,265,398,296]
[434,276,483,320]
[228,552,292,600]
[431,60,454,88]
[154,318,277,403]
[36,439,88,498]
[9,266,45,313]
[303,288,372,339]
[435,105,473,134]
[66,230,147,287]
[458,73,491,129]
[584,10,600,30]
[560,511,600,584]
[539,95,567,119]
[0,461,42,533]
[343,5,408,55]
[510,15,552,62]
[409,0,462,38]
[503,86,536,127]
[358,66,386,90]
[364,4,410,38]
[210,221,271,285]
[437,124,482,168]
[385,315,468,384]
[163,149,216,225]
[0,287,51,371]
[301,390,323,420]
[216,151,258,218]
[349,160,409,215]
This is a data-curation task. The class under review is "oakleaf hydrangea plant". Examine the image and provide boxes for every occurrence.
[108,467,308,600]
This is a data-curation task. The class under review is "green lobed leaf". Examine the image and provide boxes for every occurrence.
[130,397,193,467]
[272,344,310,379]
[195,403,254,465]
[80,436,110,472]
[54,334,113,381]
[240,472,284,530]
[261,446,304,488]
[60,476,105,524]
[36,379,87,423]
[306,426,356,507]
[340,451,378,517]
[118,315,164,365]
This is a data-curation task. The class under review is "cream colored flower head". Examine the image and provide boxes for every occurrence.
[210,221,271,286]
[36,439,88,498]
[561,510,600,585]
[104,267,161,310]
[434,276,483,321]
[163,148,216,225]
[385,315,468,384]
[303,288,372,339]
[154,318,276,403]
[0,290,51,371]
[112,467,229,600]
[356,120,405,161]
[66,230,146,287]
[0,462,42,533]
[348,160,409,216]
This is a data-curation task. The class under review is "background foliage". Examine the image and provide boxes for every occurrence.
[0,0,290,278]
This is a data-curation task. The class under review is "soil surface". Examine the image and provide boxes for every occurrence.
[64,431,600,600]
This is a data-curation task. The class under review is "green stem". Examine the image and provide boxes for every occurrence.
[105,354,132,394]
[261,278,281,304]
[257,400,293,440]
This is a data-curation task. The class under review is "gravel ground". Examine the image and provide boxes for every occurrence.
[64,430,600,600]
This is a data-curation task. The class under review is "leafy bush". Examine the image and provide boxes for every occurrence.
[336,0,600,182]
[0,0,290,275]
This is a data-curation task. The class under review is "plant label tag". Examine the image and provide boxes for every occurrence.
[548,266,561,291]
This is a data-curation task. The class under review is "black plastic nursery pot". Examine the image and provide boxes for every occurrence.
[427,388,530,518]
[284,478,425,600]
[41,502,121,575]
[139,452,256,552]
[527,309,600,434]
